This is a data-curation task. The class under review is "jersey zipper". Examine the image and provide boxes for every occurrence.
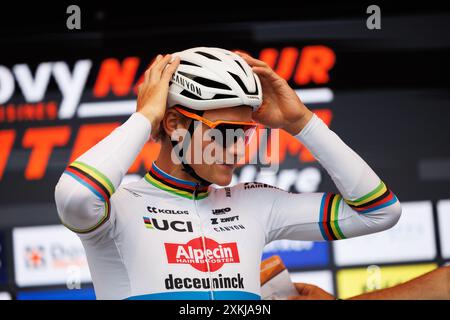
[193,183,215,300]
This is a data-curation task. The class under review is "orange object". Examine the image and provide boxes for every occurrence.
[295,45,336,85]
[69,123,119,163]
[128,141,161,173]
[260,47,299,80]
[260,255,287,286]
[93,57,140,97]
[174,106,257,129]
[22,126,71,180]
[0,129,16,180]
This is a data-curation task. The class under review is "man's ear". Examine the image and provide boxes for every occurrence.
[162,108,188,137]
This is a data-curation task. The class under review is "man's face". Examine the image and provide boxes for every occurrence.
[183,105,254,186]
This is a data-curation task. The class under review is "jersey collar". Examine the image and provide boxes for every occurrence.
[144,162,210,200]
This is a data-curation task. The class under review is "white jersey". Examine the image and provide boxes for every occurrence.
[54,112,401,300]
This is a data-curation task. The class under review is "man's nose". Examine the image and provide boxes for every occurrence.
[225,137,246,158]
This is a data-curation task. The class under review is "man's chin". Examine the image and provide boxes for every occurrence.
[210,169,234,186]
[213,179,233,187]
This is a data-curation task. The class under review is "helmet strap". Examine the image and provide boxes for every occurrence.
[170,117,212,187]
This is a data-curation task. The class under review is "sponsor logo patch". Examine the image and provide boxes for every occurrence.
[164,237,240,272]
[143,217,193,233]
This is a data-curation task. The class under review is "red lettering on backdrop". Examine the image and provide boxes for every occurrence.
[266,109,333,164]
[128,141,161,173]
[70,123,120,163]
[70,123,161,174]
[295,45,335,85]
[93,57,140,97]
[0,102,58,123]
[0,130,16,179]
[259,46,335,85]
[22,126,71,180]
[259,47,299,80]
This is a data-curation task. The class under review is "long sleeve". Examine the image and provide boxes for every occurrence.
[263,113,402,243]
[54,112,151,235]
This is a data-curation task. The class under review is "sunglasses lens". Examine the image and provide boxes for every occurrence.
[209,124,256,147]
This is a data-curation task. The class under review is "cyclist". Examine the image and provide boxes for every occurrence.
[55,47,402,300]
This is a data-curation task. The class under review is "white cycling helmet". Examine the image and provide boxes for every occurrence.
[167,47,263,111]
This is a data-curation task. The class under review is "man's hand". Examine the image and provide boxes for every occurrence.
[289,267,450,300]
[288,283,336,300]
[136,54,180,137]
[236,51,313,135]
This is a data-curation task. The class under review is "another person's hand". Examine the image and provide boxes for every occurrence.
[288,283,336,300]
[235,51,313,135]
[136,54,180,137]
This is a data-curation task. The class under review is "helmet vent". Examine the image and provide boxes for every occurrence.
[212,94,238,99]
[195,51,221,61]
[234,60,247,76]
[180,90,202,100]
[192,77,231,90]
[178,71,196,80]
[228,72,259,95]
[179,60,201,67]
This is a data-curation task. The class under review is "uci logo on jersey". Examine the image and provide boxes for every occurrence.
[143,216,193,233]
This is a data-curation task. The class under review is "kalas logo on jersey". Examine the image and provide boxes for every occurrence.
[147,206,189,215]
[164,237,240,272]
[143,216,193,233]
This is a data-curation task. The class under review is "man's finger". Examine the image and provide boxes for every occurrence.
[162,56,180,82]
[150,54,163,68]
[149,54,172,84]
[145,54,162,82]
[252,66,278,81]
[293,283,313,295]
[153,54,173,75]
[236,51,267,68]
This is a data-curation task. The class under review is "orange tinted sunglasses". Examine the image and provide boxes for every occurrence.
[174,106,257,146]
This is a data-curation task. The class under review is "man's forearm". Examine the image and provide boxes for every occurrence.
[297,113,386,201]
[293,113,401,239]
[348,267,450,300]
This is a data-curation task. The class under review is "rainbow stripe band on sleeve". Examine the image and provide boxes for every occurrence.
[318,193,346,241]
[318,181,398,241]
[344,180,398,214]
[62,161,115,233]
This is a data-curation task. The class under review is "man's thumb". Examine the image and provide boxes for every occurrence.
[293,282,311,294]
